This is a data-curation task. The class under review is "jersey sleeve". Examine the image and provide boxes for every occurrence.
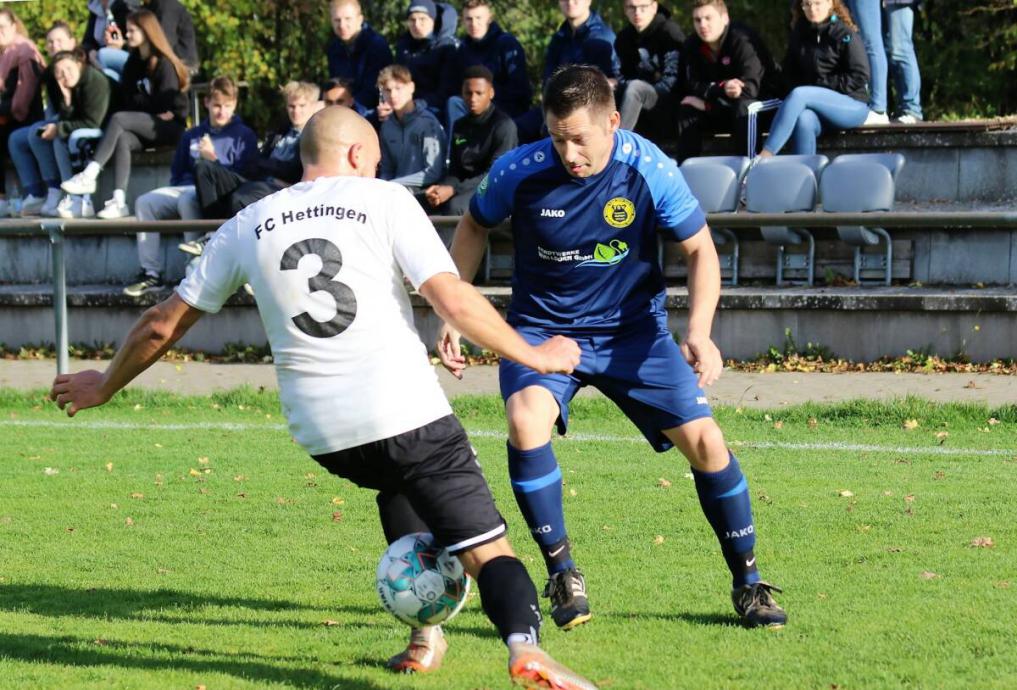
[468,150,516,228]
[175,218,246,313]
[652,157,708,242]
[387,186,459,290]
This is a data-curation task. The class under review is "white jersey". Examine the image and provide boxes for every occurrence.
[176,176,457,455]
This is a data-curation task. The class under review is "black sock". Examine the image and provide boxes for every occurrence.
[477,556,541,645]
[540,536,574,575]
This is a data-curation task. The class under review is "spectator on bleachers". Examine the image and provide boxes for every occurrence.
[844,0,887,124]
[122,76,256,298]
[0,7,46,217]
[45,21,79,57]
[326,0,392,112]
[422,65,516,217]
[9,51,110,219]
[756,0,869,158]
[377,64,445,198]
[883,0,922,123]
[448,0,530,125]
[321,77,367,116]
[62,9,189,219]
[192,81,319,219]
[615,0,683,135]
[82,0,132,82]
[144,0,199,73]
[676,0,778,159]
[395,0,459,123]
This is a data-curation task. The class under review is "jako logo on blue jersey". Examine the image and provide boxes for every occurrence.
[540,208,566,218]
[577,239,629,268]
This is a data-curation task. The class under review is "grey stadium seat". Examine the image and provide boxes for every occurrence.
[679,156,751,285]
[745,158,820,286]
[821,153,905,285]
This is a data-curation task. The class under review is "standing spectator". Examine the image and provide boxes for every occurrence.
[615,0,683,135]
[0,7,46,217]
[844,0,887,124]
[45,21,79,57]
[82,0,133,82]
[326,0,392,112]
[449,0,530,122]
[884,0,922,123]
[145,0,199,73]
[8,51,110,218]
[377,64,445,197]
[395,0,459,122]
[424,66,517,217]
[757,0,869,157]
[123,76,256,297]
[61,9,190,219]
[677,0,777,160]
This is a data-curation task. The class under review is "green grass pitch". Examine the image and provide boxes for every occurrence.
[1,388,1015,689]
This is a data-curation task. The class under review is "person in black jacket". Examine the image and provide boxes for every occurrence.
[394,0,458,124]
[757,0,869,157]
[423,65,516,219]
[614,1,683,136]
[61,9,189,219]
[676,0,779,160]
[326,0,393,112]
[145,0,198,72]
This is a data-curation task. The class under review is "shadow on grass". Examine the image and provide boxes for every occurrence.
[601,610,742,628]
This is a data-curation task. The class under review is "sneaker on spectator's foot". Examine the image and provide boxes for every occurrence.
[97,198,129,219]
[863,111,890,126]
[894,113,922,124]
[61,171,97,195]
[0,199,8,218]
[40,191,62,217]
[544,568,592,630]
[19,194,46,217]
[123,272,164,298]
[178,234,209,256]
[732,581,787,628]
[80,197,95,218]
[243,283,255,297]
[385,625,447,674]
[509,643,599,690]
[55,195,76,218]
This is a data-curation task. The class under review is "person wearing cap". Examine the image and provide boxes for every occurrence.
[394,0,459,125]
[326,0,393,112]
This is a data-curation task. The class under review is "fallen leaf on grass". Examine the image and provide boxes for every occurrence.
[857,524,872,533]
[43,467,59,476]
[154,474,164,486]
[838,490,854,497]
[935,432,949,444]
[903,419,920,430]
[125,517,135,527]
[886,546,904,553]
[920,571,939,580]
[154,443,163,449]
[773,421,784,430]
[197,456,209,465]
[331,497,345,505]
[568,489,577,497]
[905,494,915,503]
[882,490,893,496]
[188,468,201,477]
[130,493,144,500]
[94,638,108,646]
[234,475,247,482]
[807,417,819,429]
[933,471,945,480]
[276,497,288,505]
[988,418,1001,426]
[653,535,665,545]
[332,511,343,522]
[236,492,247,499]
[105,462,113,472]
[995,581,1010,589]
[657,478,672,488]
[323,620,340,627]
[970,536,995,548]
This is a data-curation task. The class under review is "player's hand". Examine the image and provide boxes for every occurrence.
[49,370,110,417]
[376,101,393,122]
[436,323,466,379]
[680,333,723,387]
[533,335,581,375]
[681,95,707,112]
[104,27,125,50]
[724,79,744,99]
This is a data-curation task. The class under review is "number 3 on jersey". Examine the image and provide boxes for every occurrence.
[280,238,357,338]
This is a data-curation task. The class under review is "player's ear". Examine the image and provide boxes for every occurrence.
[607,109,621,133]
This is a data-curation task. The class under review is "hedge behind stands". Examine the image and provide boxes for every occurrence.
[17,0,1017,131]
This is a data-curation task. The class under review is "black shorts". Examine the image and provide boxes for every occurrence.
[312,415,506,555]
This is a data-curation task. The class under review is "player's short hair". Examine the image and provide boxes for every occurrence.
[377,64,413,87]
[692,0,727,11]
[462,0,492,9]
[208,76,239,102]
[462,65,494,85]
[281,80,320,102]
[542,65,615,120]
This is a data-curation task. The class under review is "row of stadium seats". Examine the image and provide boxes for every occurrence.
[680,153,906,286]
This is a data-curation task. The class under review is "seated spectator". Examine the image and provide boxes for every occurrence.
[677,0,778,159]
[145,0,199,73]
[615,0,683,135]
[9,51,110,219]
[377,64,445,196]
[394,0,458,122]
[757,0,869,157]
[61,9,190,219]
[423,66,517,217]
[0,7,47,217]
[82,1,132,82]
[326,0,392,112]
[882,0,922,123]
[322,76,366,115]
[448,0,530,125]
[192,81,319,219]
[45,21,79,58]
[123,76,256,297]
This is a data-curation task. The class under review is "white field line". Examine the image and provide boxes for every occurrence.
[2,419,1013,458]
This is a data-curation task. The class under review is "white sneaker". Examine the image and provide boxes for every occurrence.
[61,171,97,195]
[96,198,129,219]
[894,113,921,124]
[19,194,46,217]
[40,190,63,217]
[0,199,9,217]
[863,111,890,126]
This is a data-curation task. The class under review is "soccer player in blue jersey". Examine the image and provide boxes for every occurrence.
[437,64,787,631]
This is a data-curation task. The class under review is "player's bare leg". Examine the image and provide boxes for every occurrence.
[664,418,787,627]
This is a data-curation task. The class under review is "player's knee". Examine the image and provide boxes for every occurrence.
[680,420,728,469]
[457,537,515,579]
[505,390,556,448]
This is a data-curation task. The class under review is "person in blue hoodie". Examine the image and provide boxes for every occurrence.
[326,0,392,112]
[123,76,257,298]
[377,64,445,201]
[394,0,458,124]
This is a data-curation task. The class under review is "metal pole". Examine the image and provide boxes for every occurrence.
[43,221,69,375]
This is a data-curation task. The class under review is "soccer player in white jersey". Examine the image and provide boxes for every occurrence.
[50,106,598,690]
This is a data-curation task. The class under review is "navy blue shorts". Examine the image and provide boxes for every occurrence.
[499,322,713,452]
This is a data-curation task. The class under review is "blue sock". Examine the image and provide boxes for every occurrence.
[692,453,761,589]
[508,441,574,574]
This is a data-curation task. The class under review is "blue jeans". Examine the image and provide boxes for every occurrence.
[845,0,886,113]
[9,123,102,195]
[884,5,922,118]
[763,86,869,155]
[98,47,129,82]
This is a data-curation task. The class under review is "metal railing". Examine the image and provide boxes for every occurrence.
[2,212,1017,374]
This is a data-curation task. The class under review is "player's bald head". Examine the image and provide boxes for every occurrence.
[299,105,380,177]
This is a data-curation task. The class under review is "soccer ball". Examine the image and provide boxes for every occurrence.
[376,532,470,628]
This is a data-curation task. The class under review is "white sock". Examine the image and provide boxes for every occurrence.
[112,189,126,205]
[83,161,101,179]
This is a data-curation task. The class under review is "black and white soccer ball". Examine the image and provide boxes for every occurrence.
[376,532,470,627]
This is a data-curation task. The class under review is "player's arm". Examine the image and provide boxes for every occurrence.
[448,211,489,283]
[50,294,204,416]
[420,272,579,376]
[677,224,724,387]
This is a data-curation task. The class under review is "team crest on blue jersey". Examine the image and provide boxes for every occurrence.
[603,197,635,228]
[577,239,629,268]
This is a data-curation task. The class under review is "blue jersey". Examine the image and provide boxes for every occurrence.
[469,129,706,333]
